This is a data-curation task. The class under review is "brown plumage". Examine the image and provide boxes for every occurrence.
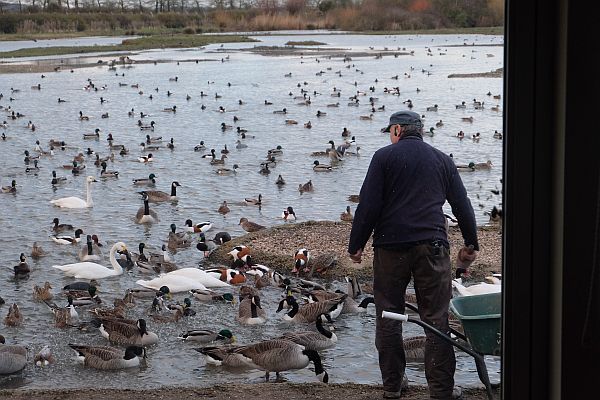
[298,180,313,193]
[239,217,266,233]
[31,241,46,259]
[4,303,23,327]
[218,200,230,214]
[340,205,353,222]
[33,282,53,301]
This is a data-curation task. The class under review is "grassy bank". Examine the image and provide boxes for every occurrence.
[0,34,257,58]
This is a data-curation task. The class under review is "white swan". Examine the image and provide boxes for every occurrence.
[50,176,97,208]
[167,268,230,288]
[51,242,126,279]
[136,274,207,293]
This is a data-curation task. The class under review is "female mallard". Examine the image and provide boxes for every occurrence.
[238,295,267,325]
[239,217,266,233]
[210,154,228,165]
[4,303,23,327]
[298,180,313,193]
[178,328,234,343]
[52,217,74,233]
[313,160,332,172]
[218,200,230,214]
[51,228,84,245]
[31,242,46,259]
[69,344,146,370]
[133,173,157,186]
[144,181,180,202]
[135,192,159,224]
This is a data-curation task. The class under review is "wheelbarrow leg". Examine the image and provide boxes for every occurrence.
[472,352,495,400]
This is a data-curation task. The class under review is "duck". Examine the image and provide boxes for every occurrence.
[69,344,145,370]
[313,160,332,171]
[245,193,262,206]
[340,206,354,222]
[218,200,230,214]
[0,339,27,374]
[51,242,127,279]
[485,206,503,223]
[52,217,74,233]
[79,111,90,120]
[133,173,157,186]
[194,141,206,151]
[139,120,156,130]
[435,120,444,127]
[135,192,159,224]
[13,253,30,278]
[138,153,153,163]
[44,295,78,326]
[461,116,474,123]
[275,174,286,185]
[100,161,119,178]
[268,145,283,156]
[259,163,270,175]
[1,180,17,193]
[455,101,466,109]
[79,235,102,261]
[4,303,23,327]
[51,171,67,185]
[238,295,267,325]
[292,249,311,274]
[235,140,248,149]
[196,237,216,257]
[239,217,266,233]
[456,162,476,172]
[426,104,439,112]
[83,128,101,139]
[277,313,337,351]
[316,110,327,117]
[96,317,159,346]
[185,219,212,234]
[298,180,313,193]
[273,108,287,114]
[282,206,296,221]
[51,228,84,245]
[178,329,234,343]
[163,105,177,112]
[166,138,175,149]
[189,289,235,304]
[359,113,374,120]
[144,181,180,202]
[210,154,228,165]
[168,223,192,249]
[216,164,239,175]
[204,267,247,285]
[31,241,46,259]
[213,231,232,245]
[424,127,435,137]
[473,160,493,170]
[50,176,97,208]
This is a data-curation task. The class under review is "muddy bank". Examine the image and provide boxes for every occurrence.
[448,67,503,78]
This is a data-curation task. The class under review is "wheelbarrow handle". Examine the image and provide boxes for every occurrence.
[381,311,409,322]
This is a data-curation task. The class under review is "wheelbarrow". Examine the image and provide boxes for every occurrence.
[382,291,501,400]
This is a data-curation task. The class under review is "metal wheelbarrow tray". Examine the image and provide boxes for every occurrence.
[383,291,501,400]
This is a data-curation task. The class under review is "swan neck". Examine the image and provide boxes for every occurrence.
[109,244,124,275]
[86,181,93,207]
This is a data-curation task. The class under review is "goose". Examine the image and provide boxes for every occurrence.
[13,253,30,278]
[313,160,332,171]
[138,153,153,163]
[210,232,230,246]
[133,173,157,186]
[275,174,286,186]
[218,201,230,214]
[1,180,17,193]
[185,219,212,234]
[282,206,296,221]
[135,192,159,224]
[227,338,329,382]
[239,217,266,233]
[136,274,207,293]
[345,146,361,156]
[51,171,67,185]
[245,193,262,206]
[128,285,171,300]
[210,154,228,165]
[298,180,313,193]
[100,161,119,178]
[238,295,267,325]
[277,314,337,351]
[340,295,375,314]
[259,163,270,175]
[51,242,127,279]
[189,289,235,303]
[50,176,97,208]
[51,228,84,245]
[83,128,101,139]
[216,164,239,175]
[31,241,46,259]
[96,317,158,346]
[166,138,175,149]
[52,217,74,233]
[276,295,345,323]
[79,111,90,120]
[0,341,27,374]
[168,223,192,249]
[4,303,23,326]
[195,345,254,368]
[485,206,503,223]
[79,235,102,261]
[178,329,234,343]
[144,181,180,202]
[34,345,56,366]
[69,344,146,370]
[340,206,353,222]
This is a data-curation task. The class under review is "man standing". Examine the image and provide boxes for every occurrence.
[348,111,479,399]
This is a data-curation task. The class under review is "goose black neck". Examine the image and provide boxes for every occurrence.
[359,297,375,308]
[304,349,325,375]
[250,300,259,318]
[287,300,299,318]
[144,199,150,215]
[170,184,177,197]
[87,240,93,255]
[315,315,333,338]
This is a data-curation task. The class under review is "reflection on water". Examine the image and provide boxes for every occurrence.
[0,32,501,389]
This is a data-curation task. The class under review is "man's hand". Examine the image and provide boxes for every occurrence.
[456,245,478,269]
[349,249,363,263]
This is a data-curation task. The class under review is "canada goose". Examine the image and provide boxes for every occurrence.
[13,253,30,278]
[340,206,353,222]
[245,193,262,206]
[220,144,229,154]
[51,242,127,280]
[275,174,286,185]
[276,295,345,323]
[313,160,332,171]
[31,241,46,259]
[135,192,159,224]
[259,163,270,175]
[138,153,153,163]
[168,223,191,249]
[100,161,119,178]
[51,171,67,185]
[179,329,234,343]
[133,173,157,186]
[51,228,84,245]
[79,111,90,120]
[79,235,102,261]
[69,344,146,370]
[166,138,175,149]
[239,217,266,233]
[298,180,313,193]
[278,314,337,351]
[144,181,180,202]
[238,295,267,325]
[0,340,27,374]
[218,200,230,214]
[1,179,16,193]
[97,317,159,346]
[282,206,296,221]
[50,176,97,208]
[52,217,74,233]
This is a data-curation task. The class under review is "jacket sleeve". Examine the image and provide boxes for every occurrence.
[446,167,480,251]
[348,152,385,254]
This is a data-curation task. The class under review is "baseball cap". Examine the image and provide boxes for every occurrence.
[381,110,423,132]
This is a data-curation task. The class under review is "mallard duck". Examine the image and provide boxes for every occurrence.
[79,235,102,262]
[163,105,176,113]
[135,192,159,224]
[144,181,180,202]
[50,176,97,208]
[133,173,157,186]
[340,206,353,222]
[239,217,266,233]
[1,179,16,193]
[31,241,46,259]
[0,340,27,374]
[238,295,267,325]
[4,303,23,326]
[456,162,475,172]
[216,164,238,175]
[97,317,159,346]
[83,128,101,139]
[426,104,439,112]
[178,329,234,343]
[473,160,493,170]
[168,223,191,249]
[461,116,474,123]
[360,113,374,120]
[313,160,332,172]
[245,193,262,206]
[277,314,337,351]
[51,228,84,245]
[455,101,466,109]
[69,344,145,370]
[281,206,296,221]
[189,288,235,303]
[210,154,228,165]
[138,153,153,163]
[267,145,283,156]
[298,180,313,193]
[218,200,230,214]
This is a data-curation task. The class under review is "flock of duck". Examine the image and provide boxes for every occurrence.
[0,35,503,385]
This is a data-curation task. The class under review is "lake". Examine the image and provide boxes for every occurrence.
[0,31,502,390]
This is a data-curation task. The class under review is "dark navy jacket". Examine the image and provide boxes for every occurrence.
[348,134,479,254]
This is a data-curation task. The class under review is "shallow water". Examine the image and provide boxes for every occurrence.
[0,32,501,390]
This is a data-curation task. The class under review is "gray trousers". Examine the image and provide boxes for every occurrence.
[373,244,455,399]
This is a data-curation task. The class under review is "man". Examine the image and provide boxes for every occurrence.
[348,111,479,399]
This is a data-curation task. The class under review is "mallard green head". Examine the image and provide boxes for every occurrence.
[222,293,234,302]
[218,329,233,339]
